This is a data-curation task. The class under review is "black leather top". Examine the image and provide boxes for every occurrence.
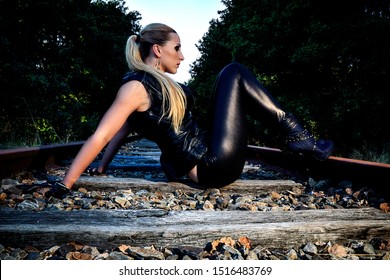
[122,71,208,180]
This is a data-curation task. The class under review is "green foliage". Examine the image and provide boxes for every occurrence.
[0,0,141,147]
[190,0,390,160]
[349,142,390,164]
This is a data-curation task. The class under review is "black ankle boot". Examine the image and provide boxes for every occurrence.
[281,113,334,161]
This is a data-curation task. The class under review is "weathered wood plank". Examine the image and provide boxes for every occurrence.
[1,208,389,250]
[72,176,304,195]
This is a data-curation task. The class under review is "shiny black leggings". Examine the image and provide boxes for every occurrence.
[197,62,285,187]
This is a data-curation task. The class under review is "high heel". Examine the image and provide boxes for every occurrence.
[281,113,334,161]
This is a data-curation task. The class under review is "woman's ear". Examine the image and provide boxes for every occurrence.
[152,44,161,58]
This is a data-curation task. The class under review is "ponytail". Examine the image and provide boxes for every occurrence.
[125,24,187,133]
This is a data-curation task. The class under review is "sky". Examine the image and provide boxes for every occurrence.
[124,0,226,83]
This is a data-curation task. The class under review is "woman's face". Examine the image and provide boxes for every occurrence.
[158,33,184,74]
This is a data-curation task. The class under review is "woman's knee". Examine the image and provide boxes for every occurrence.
[197,160,244,187]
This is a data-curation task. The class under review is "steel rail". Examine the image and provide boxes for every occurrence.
[0,136,142,177]
[1,137,389,196]
[247,145,390,197]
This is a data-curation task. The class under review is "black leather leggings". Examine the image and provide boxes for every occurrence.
[197,62,285,187]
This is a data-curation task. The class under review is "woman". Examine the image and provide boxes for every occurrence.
[55,23,333,193]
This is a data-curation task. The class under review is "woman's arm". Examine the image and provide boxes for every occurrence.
[62,81,149,189]
[94,121,132,174]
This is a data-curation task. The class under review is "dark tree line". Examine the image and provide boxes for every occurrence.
[189,0,390,161]
[0,0,140,145]
[1,0,389,162]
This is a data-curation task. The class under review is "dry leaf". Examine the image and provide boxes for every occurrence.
[380,202,390,213]
[288,194,300,205]
[77,188,88,194]
[37,187,51,196]
[312,191,320,197]
[292,186,303,195]
[210,240,220,252]
[328,244,347,257]
[68,241,84,251]
[314,241,327,246]
[219,237,236,247]
[118,244,130,253]
[379,242,387,250]
[210,237,236,252]
[345,188,353,195]
[238,236,251,249]
[66,251,93,260]
[24,246,39,253]
[270,191,282,200]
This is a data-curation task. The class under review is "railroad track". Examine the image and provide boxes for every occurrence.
[1,135,389,195]
[1,137,390,260]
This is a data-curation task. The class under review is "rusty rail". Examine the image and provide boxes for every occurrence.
[0,136,142,177]
[1,137,390,259]
[1,137,389,197]
[247,145,390,184]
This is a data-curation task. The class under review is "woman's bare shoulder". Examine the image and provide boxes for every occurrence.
[117,80,150,111]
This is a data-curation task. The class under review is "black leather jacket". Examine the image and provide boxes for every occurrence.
[123,71,208,180]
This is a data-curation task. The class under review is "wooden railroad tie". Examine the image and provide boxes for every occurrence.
[1,208,389,251]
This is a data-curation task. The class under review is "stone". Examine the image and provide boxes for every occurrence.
[286,249,298,260]
[16,200,40,211]
[10,248,27,260]
[0,253,13,260]
[135,189,149,196]
[126,246,165,260]
[34,198,46,208]
[328,244,348,258]
[96,200,106,207]
[108,251,132,260]
[82,246,101,257]
[10,194,24,202]
[78,188,88,194]
[222,245,244,260]
[114,197,128,208]
[91,191,103,199]
[1,179,18,191]
[49,202,64,210]
[166,254,179,260]
[57,244,76,257]
[363,243,376,255]
[202,200,214,211]
[25,252,42,260]
[383,253,390,260]
[95,252,110,260]
[246,250,259,260]
[302,242,318,254]
[345,255,360,260]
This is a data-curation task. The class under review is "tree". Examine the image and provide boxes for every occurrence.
[0,0,141,146]
[189,0,390,159]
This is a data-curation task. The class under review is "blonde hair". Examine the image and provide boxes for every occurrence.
[125,23,186,133]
